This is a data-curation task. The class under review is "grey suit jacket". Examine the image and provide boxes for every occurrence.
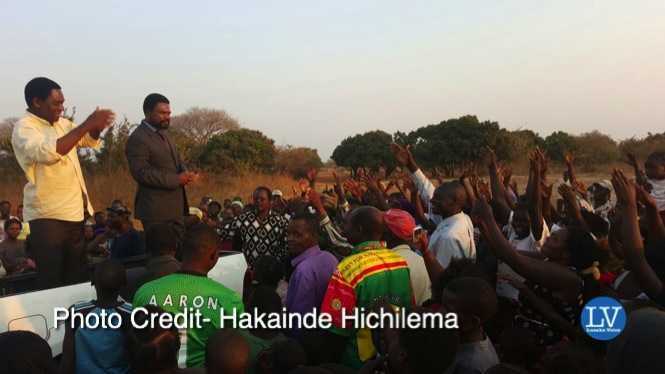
[125,122,188,221]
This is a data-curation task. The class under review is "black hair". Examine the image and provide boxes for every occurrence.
[0,330,57,374]
[93,259,126,296]
[126,305,179,373]
[266,339,307,374]
[647,151,665,165]
[399,309,459,374]
[24,77,61,107]
[205,329,250,372]
[565,226,605,300]
[289,210,320,237]
[145,223,178,256]
[4,217,22,232]
[208,200,222,212]
[142,93,169,114]
[432,258,491,303]
[443,277,498,322]
[253,186,272,199]
[181,223,219,261]
[253,255,284,287]
[247,284,282,315]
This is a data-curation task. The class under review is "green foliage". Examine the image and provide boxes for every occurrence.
[92,118,134,173]
[400,116,507,175]
[331,130,395,173]
[198,128,276,172]
[619,132,665,162]
[275,146,323,178]
[544,131,577,162]
[570,131,620,170]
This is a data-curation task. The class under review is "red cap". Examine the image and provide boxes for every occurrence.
[384,209,416,241]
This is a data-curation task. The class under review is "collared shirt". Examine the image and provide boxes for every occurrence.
[219,209,289,267]
[428,212,476,268]
[391,244,431,305]
[286,245,338,319]
[321,240,413,368]
[12,112,100,222]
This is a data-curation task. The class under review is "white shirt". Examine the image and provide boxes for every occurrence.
[497,212,550,300]
[12,112,100,222]
[392,244,432,306]
[410,169,443,226]
[648,178,665,212]
[428,212,476,268]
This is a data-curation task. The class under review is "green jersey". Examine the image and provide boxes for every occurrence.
[133,271,244,368]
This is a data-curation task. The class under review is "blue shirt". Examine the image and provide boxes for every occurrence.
[72,300,132,374]
[286,246,338,329]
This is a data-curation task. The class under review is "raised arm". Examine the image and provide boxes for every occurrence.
[390,143,436,204]
[558,184,590,232]
[486,148,511,226]
[613,169,663,299]
[564,153,578,189]
[527,150,544,240]
[473,197,581,303]
[636,184,665,243]
[626,153,650,190]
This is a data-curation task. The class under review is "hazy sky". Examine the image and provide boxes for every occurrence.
[2,1,664,159]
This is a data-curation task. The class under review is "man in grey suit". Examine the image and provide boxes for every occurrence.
[125,93,196,241]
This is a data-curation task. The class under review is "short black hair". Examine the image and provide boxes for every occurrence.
[181,223,219,261]
[4,218,22,232]
[145,223,178,256]
[647,151,665,165]
[24,77,61,107]
[208,201,222,211]
[399,309,459,374]
[246,285,282,315]
[290,210,319,236]
[253,255,284,287]
[142,93,170,114]
[253,186,272,199]
[93,259,126,296]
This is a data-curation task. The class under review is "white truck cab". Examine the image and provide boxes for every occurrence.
[0,251,247,357]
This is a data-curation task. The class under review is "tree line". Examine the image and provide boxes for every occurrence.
[331,115,664,175]
[0,107,323,179]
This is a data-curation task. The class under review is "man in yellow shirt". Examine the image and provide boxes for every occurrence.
[11,77,115,289]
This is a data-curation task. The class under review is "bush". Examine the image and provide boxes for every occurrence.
[198,129,276,173]
[275,146,323,178]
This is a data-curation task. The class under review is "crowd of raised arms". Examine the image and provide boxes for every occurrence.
[2,79,665,374]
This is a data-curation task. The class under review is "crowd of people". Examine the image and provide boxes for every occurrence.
[2,77,665,373]
[2,146,665,373]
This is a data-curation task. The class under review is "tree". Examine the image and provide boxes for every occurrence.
[93,118,134,173]
[331,130,395,173]
[170,107,240,145]
[544,131,577,162]
[572,131,619,169]
[0,117,21,176]
[198,129,276,172]
[619,132,665,161]
[275,146,323,178]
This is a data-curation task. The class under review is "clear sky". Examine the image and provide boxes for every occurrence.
[1,1,664,159]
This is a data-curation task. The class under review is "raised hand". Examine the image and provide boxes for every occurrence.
[564,152,575,166]
[85,108,116,132]
[305,168,318,186]
[624,152,639,169]
[612,169,637,207]
[471,195,494,222]
[486,146,498,168]
[557,183,577,205]
[390,143,412,166]
[636,183,657,209]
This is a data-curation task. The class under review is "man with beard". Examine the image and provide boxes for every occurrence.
[126,94,196,241]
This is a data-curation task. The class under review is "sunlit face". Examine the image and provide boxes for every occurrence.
[253,190,271,214]
[146,102,171,129]
[287,219,316,257]
[32,89,65,123]
[430,190,455,217]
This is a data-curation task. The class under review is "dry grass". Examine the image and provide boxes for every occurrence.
[1,169,298,216]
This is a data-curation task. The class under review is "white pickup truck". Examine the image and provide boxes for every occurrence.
[0,251,247,357]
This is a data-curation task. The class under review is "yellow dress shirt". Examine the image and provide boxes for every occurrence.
[11,112,101,222]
